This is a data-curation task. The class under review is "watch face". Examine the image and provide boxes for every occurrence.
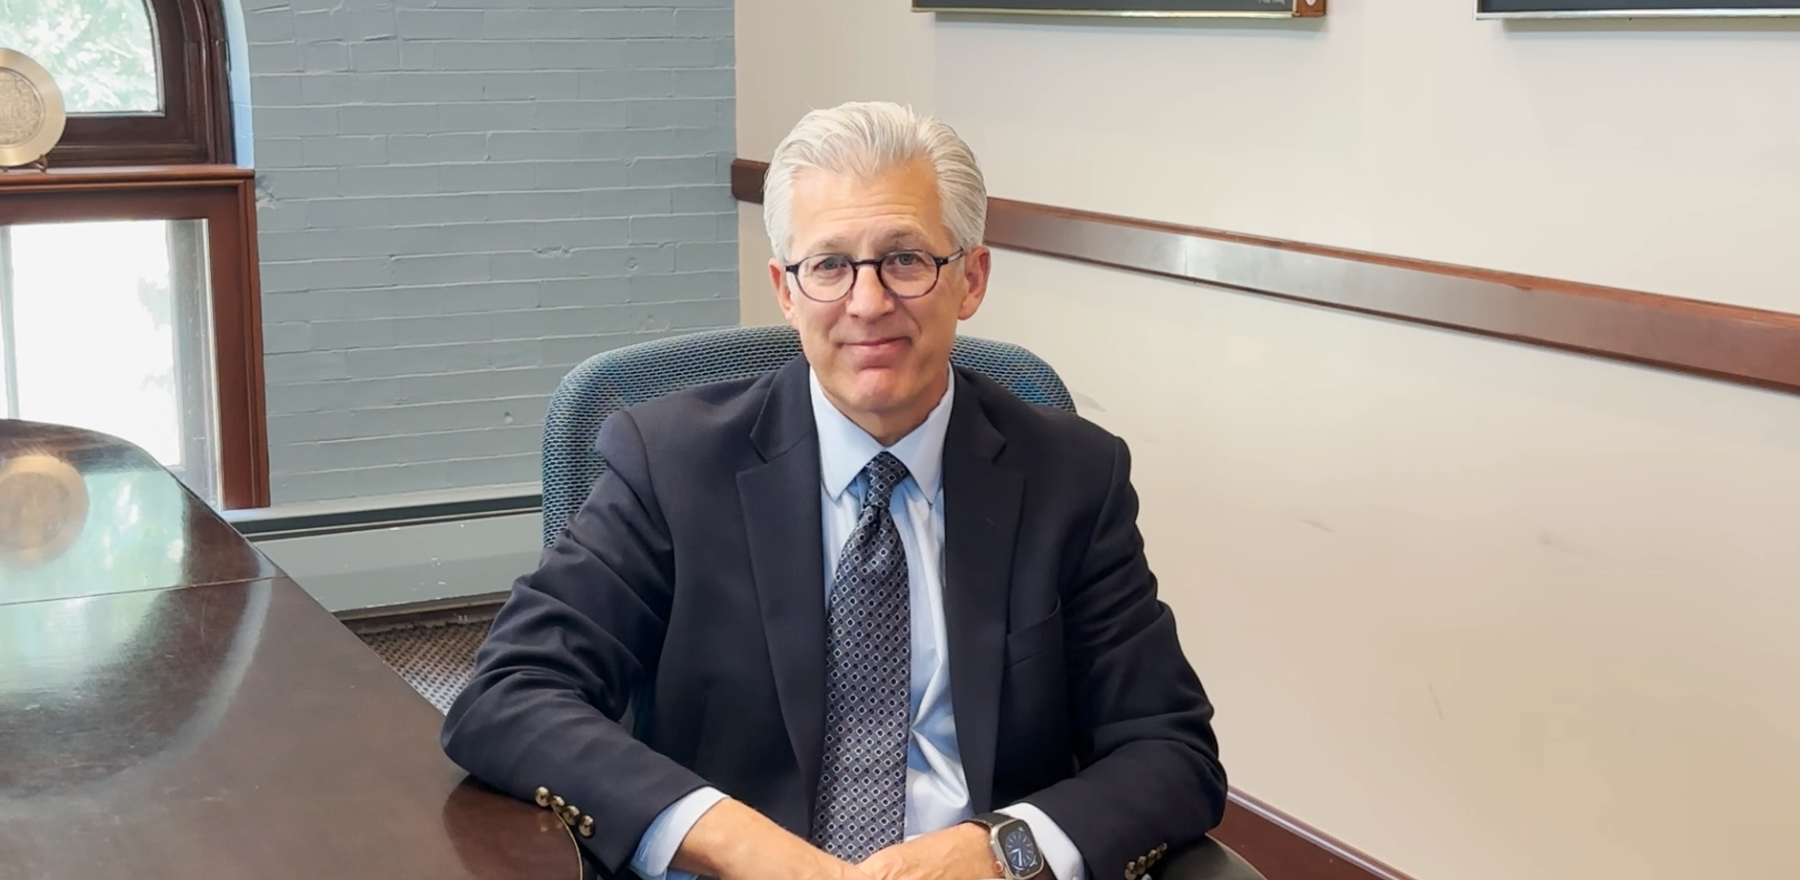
[1001,824,1041,876]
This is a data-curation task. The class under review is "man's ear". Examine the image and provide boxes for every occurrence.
[955,245,992,321]
[770,259,798,326]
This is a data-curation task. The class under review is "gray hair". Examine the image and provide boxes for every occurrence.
[762,101,987,264]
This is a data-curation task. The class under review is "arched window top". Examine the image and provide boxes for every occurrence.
[1,0,160,114]
[0,0,230,165]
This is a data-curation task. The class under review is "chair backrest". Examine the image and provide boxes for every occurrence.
[540,324,1077,545]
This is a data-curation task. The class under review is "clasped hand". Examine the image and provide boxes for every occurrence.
[844,824,1006,880]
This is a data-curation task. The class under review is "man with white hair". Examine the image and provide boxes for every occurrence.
[442,101,1227,880]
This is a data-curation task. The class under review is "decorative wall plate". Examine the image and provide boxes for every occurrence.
[0,48,66,169]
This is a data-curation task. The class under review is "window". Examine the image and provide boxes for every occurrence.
[1,219,221,504]
[1,0,262,509]
[0,177,267,509]
[0,0,160,114]
[0,0,231,165]
[2,0,264,510]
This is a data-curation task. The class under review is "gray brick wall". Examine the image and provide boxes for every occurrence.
[243,0,736,504]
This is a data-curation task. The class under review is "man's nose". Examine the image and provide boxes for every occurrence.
[843,263,894,317]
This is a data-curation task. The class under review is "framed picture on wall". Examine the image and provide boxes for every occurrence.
[913,0,1326,18]
[1477,0,1800,16]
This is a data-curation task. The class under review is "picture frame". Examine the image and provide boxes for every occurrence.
[1477,0,1800,17]
[913,0,1326,19]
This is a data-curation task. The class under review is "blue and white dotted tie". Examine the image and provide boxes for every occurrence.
[809,451,911,862]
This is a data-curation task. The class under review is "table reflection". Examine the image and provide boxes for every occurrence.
[0,419,274,603]
[0,580,266,800]
[0,419,577,879]
[441,778,586,880]
[0,452,88,567]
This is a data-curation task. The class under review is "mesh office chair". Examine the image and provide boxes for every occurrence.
[539,324,1075,545]
[540,325,1266,880]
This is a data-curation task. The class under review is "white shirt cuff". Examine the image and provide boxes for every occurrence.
[630,786,730,880]
[997,802,1087,880]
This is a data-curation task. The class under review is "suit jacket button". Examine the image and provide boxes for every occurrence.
[1125,864,1139,880]
[561,804,580,826]
[534,787,551,808]
[578,815,595,838]
[550,795,566,811]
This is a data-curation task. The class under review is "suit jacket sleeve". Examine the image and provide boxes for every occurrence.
[440,410,709,875]
[1020,435,1229,880]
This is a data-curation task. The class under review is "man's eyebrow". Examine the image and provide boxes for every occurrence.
[876,231,932,250]
[800,230,933,257]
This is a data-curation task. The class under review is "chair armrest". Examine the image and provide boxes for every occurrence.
[1154,836,1268,880]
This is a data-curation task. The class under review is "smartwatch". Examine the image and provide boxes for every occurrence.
[965,812,1046,880]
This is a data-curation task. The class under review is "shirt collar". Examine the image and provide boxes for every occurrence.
[809,366,954,504]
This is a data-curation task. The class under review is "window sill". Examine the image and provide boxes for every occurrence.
[0,164,252,193]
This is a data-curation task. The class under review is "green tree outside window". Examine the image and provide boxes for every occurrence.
[0,0,158,114]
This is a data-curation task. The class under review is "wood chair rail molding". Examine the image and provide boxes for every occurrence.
[1217,790,1417,880]
[732,158,1800,396]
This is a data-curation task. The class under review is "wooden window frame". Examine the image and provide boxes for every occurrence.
[48,0,234,167]
[6,0,262,507]
[0,167,270,508]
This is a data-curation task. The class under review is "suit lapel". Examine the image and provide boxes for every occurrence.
[738,358,828,810]
[941,371,1023,814]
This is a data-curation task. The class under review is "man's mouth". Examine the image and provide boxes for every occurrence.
[844,337,905,350]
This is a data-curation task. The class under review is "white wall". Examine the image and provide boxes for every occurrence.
[736,3,1800,880]
[741,1,1800,315]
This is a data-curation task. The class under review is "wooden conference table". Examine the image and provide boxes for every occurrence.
[0,420,577,879]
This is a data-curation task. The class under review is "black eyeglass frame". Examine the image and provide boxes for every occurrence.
[782,248,967,303]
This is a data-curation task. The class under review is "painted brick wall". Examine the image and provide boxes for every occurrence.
[241,0,737,504]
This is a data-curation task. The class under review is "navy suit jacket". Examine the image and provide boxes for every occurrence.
[440,356,1227,880]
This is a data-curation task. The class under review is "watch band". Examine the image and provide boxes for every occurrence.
[966,811,1012,831]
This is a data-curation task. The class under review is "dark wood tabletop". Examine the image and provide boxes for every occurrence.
[0,419,579,880]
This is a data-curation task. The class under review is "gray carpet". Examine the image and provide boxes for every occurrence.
[353,617,491,713]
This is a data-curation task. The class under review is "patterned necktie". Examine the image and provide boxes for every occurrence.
[810,451,912,862]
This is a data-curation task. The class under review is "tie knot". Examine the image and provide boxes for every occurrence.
[861,452,909,510]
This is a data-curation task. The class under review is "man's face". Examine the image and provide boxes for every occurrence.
[769,159,991,438]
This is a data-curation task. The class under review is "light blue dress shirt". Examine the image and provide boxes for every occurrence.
[629,369,1085,880]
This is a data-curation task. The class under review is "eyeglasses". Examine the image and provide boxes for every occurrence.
[783,248,965,303]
